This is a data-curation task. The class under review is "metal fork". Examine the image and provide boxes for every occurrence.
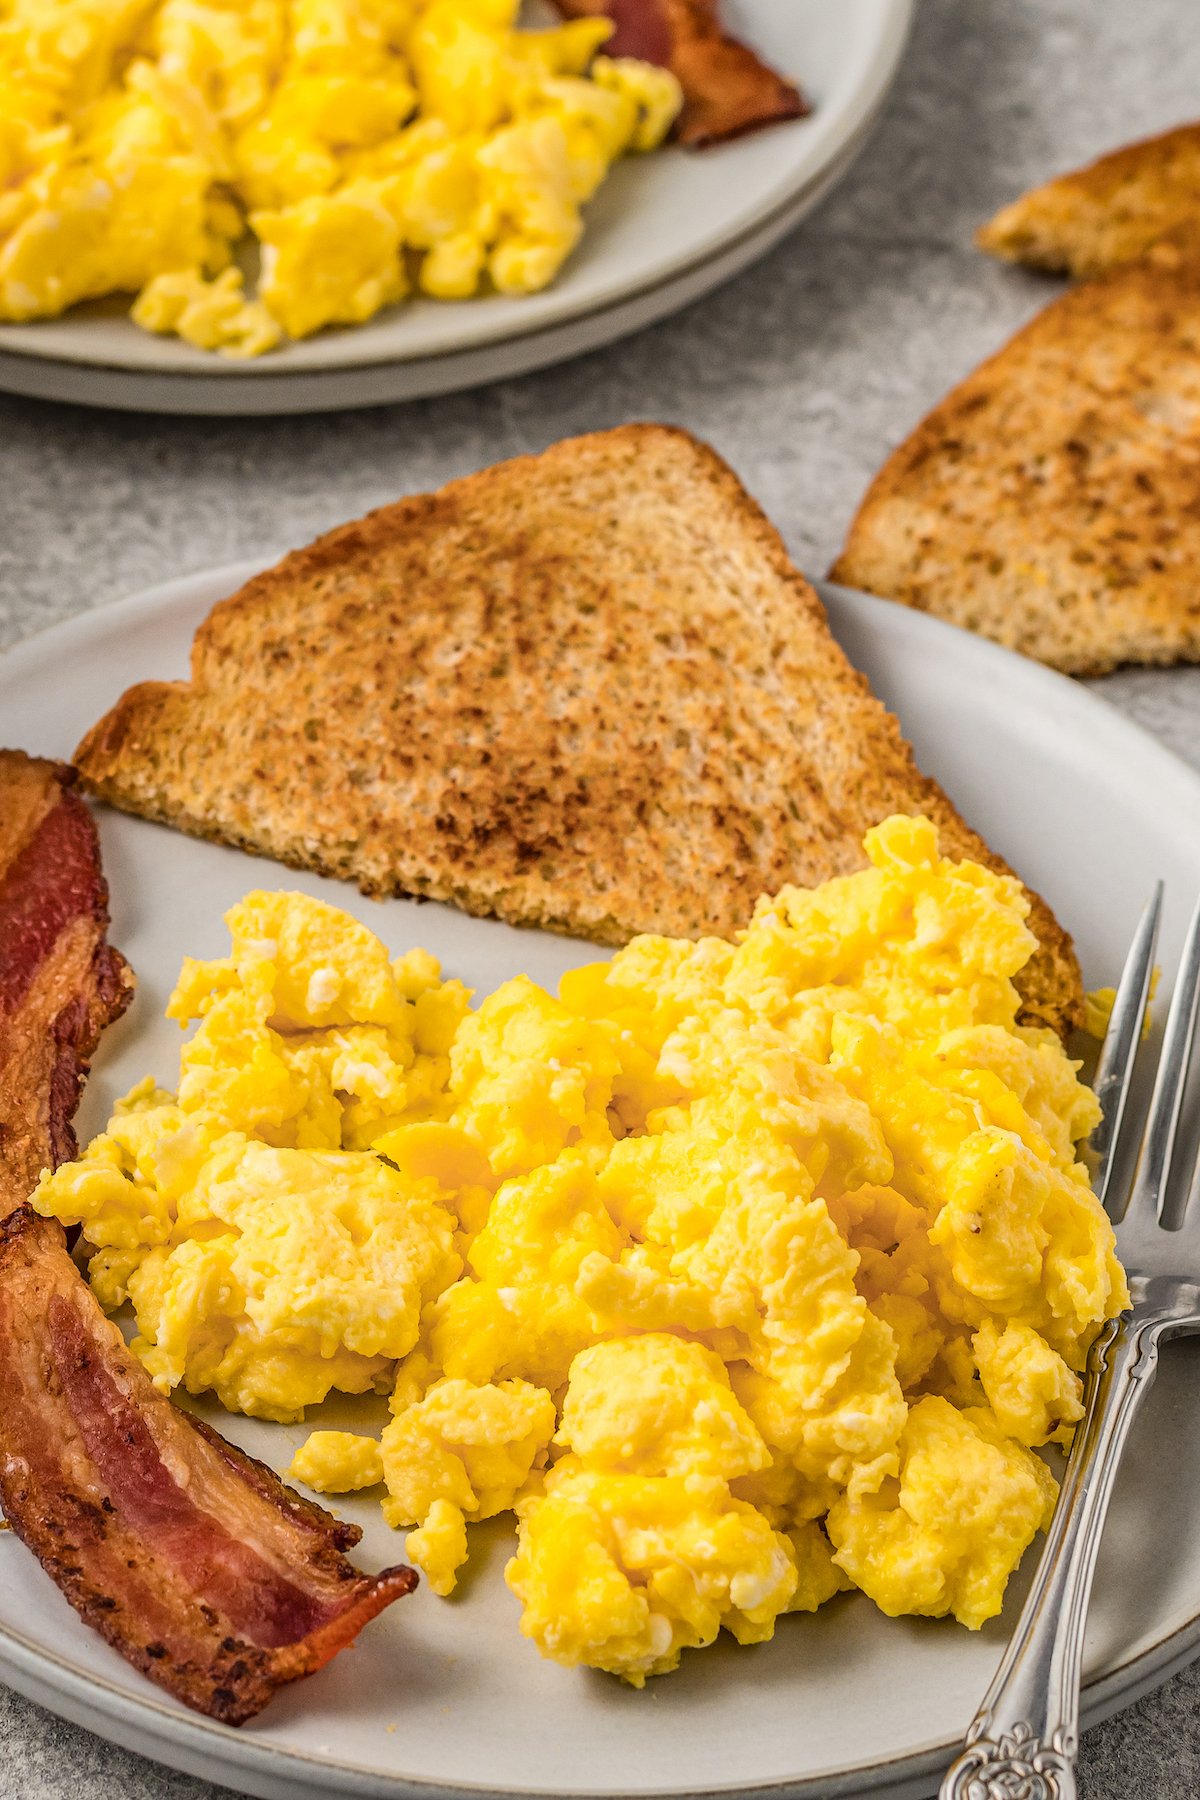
[941,885,1200,1800]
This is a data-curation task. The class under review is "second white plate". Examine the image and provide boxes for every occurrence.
[0,0,911,414]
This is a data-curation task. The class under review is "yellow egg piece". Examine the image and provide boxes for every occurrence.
[289,1429,385,1492]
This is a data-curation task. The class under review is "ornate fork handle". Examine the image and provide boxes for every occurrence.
[940,1310,1167,1800]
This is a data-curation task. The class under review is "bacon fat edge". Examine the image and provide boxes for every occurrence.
[0,751,417,1725]
[554,0,809,147]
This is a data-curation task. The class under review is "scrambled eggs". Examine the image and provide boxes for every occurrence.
[0,0,682,355]
[35,816,1128,1684]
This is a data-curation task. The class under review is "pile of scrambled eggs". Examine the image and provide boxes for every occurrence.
[35,816,1128,1684]
[0,0,681,355]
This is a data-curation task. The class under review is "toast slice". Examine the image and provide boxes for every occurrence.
[75,426,1082,1034]
[830,241,1200,676]
[978,122,1200,279]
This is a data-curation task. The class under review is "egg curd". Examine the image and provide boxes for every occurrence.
[0,0,681,356]
[34,816,1128,1685]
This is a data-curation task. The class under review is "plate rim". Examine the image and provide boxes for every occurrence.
[1,1600,1199,1800]
[0,0,913,383]
[4,560,1200,1800]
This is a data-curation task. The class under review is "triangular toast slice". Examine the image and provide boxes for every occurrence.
[978,121,1200,279]
[75,426,1081,1033]
[830,242,1200,677]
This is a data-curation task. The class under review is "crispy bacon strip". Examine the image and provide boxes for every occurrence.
[557,0,809,147]
[0,1208,417,1723]
[0,751,134,1211]
[0,751,416,1724]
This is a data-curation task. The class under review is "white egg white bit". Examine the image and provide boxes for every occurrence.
[336,1059,392,1098]
[657,1045,695,1084]
[305,966,342,1011]
[835,1410,871,1441]
[729,1552,792,1614]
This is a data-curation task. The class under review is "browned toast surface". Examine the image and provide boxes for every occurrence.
[978,121,1200,278]
[76,426,1082,1034]
[830,244,1200,678]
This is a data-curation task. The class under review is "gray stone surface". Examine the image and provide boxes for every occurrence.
[2,0,1200,1794]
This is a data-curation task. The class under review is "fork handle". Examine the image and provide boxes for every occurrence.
[939,1312,1163,1800]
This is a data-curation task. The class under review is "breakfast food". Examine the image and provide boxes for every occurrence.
[0,750,416,1724]
[830,241,1200,675]
[978,122,1200,278]
[35,817,1128,1684]
[0,751,133,1209]
[0,1213,419,1721]
[0,0,681,357]
[552,0,808,147]
[74,425,1083,1037]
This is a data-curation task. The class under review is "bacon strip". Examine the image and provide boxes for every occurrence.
[0,752,134,1210]
[557,0,809,147]
[0,751,417,1723]
[0,1209,416,1723]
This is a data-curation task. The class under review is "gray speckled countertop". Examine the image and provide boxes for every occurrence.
[3,1,1200,1795]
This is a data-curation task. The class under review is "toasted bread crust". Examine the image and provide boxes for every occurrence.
[831,244,1200,679]
[76,426,1082,1034]
[978,121,1200,279]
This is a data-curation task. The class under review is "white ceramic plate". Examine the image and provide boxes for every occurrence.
[0,0,910,415]
[3,563,1200,1800]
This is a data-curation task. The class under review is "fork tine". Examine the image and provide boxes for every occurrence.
[1088,883,1162,1213]
[1127,892,1200,1226]
[1175,1105,1200,1233]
